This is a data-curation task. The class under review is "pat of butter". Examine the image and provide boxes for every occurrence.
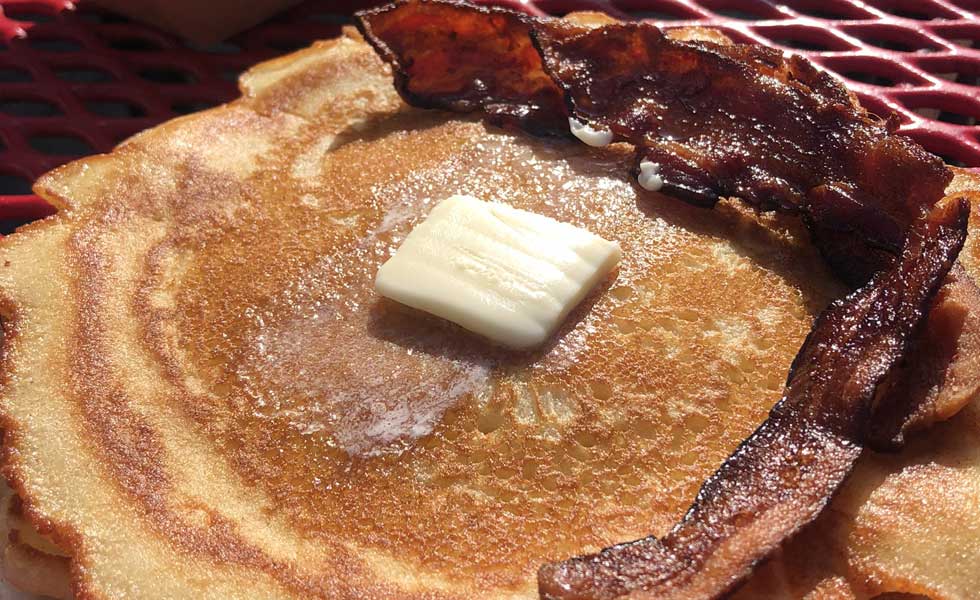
[375,195,622,349]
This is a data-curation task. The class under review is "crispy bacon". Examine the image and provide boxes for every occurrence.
[537,198,970,600]
[529,21,950,284]
[355,0,566,135]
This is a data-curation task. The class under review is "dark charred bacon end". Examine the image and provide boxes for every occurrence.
[539,421,861,600]
[530,21,951,284]
[538,198,970,600]
[355,0,568,135]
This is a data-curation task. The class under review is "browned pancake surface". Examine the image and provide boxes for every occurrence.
[165,117,837,586]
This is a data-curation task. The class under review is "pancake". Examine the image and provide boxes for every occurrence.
[1,22,979,599]
[0,481,71,599]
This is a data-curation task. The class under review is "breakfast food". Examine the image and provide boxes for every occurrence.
[539,198,968,599]
[360,2,980,596]
[375,194,623,350]
[1,3,979,600]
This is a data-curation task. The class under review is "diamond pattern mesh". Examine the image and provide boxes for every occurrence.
[0,0,977,225]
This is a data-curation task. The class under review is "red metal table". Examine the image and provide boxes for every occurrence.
[0,0,978,232]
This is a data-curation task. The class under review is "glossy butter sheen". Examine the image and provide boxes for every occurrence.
[375,195,623,349]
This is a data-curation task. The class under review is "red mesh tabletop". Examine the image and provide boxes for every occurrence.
[1,0,978,231]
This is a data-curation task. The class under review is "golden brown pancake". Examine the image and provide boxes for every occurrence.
[1,23,980,599]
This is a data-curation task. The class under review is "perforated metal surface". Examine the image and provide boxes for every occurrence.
[0,0,380,225]
[0,0,978,228]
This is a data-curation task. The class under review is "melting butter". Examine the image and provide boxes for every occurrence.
[569,117,614,147]
[638,159,663,192]
[375,195,622,349]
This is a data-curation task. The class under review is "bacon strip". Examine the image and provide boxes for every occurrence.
[529,21,950,284]
[355,0,566,135]
[538,198,969,600]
